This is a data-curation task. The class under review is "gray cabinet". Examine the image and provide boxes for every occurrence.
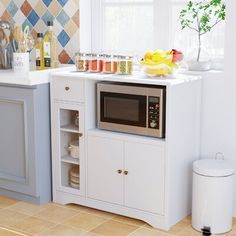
[0,83,51,204]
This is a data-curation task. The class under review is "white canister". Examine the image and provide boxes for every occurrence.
[13,52,30,75]
[67,140,79,158]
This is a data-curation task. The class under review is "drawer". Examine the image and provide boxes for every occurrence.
[52,77,84,102]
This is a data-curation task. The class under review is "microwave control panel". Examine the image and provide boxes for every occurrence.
[148,96,160,129]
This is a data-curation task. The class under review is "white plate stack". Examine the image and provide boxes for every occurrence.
[69,165,80,189]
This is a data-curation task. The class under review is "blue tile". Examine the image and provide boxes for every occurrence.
[27,10,39,26]
[68,59,74,64]
[58,0,69,7]
[42,10,55,26]
[7,0,18,17]
[57,30,70,47]
[56,10,70,27]
[42,0,52,7]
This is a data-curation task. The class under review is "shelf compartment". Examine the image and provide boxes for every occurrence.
[61,155,80,165]
[60,109,79,129]
[61,162,80,190]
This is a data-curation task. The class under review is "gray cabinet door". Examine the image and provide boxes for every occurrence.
[0,86,37,196]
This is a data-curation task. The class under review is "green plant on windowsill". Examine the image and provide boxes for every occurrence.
[179,0,226,71]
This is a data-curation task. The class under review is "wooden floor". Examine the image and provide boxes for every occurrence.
[0,196,235,236]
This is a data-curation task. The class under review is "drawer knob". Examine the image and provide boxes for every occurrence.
[78,133,83,137]
[124,170,129,175]
[65,86,70,91]
[117,169,122,174]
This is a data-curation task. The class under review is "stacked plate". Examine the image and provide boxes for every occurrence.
[69,165,80,189]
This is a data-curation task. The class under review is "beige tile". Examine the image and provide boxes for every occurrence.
[176,226,202,236]
[113,215,145,227]
[0,209,28,227]
[129,227,172,236]
[0,227,28,236]
[63,212,107,231]
[83,207,116,219]
[10,217,56,235]
[38,224,86,236]
[65,203,91,212]
[91,220,139,236]
[81,232,103,236]
[7,201,47,216]
[168,220,190,234]
[0,196,18,209]
[33,205,78,224]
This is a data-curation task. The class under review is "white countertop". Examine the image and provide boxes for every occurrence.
[52,68,202,86]
[0,66,74,86]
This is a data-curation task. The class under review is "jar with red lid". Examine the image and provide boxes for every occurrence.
[75,52,88,72]
[88,54,103,73]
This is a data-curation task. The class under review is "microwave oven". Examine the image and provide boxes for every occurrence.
[97,82,166,138]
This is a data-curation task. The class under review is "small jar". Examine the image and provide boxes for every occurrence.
[117,56,133,75]
[113,55,118,74]
[75,52,88,72]
[88,53,103,73]
[102,55,115,74]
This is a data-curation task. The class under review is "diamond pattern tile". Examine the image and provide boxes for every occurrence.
[0,0,80,64]
[42,0,52,7]
[7,0,18,17]
[57,9,70,27]
[27,9,39,26]
[58,29,70,47]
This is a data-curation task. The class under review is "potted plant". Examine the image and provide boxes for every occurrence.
[179,0,226,71]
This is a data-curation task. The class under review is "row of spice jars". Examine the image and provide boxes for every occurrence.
[75,53,133,75]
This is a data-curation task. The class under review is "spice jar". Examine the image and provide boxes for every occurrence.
[88,53,103,73]
[117,56,133,75]
[102,55,116,74]
[113,55,118,73]
[75,52,88,72]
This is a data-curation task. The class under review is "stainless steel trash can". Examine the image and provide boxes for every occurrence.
[192,159,234,234]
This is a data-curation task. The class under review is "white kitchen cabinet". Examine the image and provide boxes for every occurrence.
[50,72,201,230]
[87,132,165,215]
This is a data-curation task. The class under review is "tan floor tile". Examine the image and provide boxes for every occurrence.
[176,226,202,236]
[38,224,86,236]
[0,209,28,227]
[168,220,190,234]
[91,220,139,236]
[0,227,28,236]
[129,227,172,236]
[63,212,107,231]
[7,201,48,216]
[84,207,116,219]
[81,232,103,236]
[33,205,78,224]
[65,203,92,212]
[0,196,18,209]
[113,215,145,227]
[10,216,56,235]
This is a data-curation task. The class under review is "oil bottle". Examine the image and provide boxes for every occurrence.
[43,21,58,68]
[35,33,44,70]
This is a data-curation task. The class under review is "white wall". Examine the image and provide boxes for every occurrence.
[200,0,236,216]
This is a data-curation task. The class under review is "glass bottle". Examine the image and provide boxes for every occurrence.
[43,21,58,69]
[35,33,44,70]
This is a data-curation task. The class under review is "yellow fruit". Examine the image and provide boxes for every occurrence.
[144,51,154,60]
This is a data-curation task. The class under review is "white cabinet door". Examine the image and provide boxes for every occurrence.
[87,135,124,205]
[124,141,165,214]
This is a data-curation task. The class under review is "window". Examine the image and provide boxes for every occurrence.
[88,0,225,68]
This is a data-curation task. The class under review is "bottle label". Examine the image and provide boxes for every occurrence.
[36,49,41,67]
[44,42,51,67]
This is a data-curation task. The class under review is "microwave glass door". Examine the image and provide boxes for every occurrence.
[101,92,146,127]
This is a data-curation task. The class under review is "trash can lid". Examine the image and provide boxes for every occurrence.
[193,159,234,177]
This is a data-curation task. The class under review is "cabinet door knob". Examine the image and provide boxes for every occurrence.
[124,170,129,175]
[78,133,83,137]
[117,169,122,174]
[65,86,70,91]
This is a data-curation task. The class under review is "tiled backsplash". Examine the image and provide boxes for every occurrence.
[0,0,80,64]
